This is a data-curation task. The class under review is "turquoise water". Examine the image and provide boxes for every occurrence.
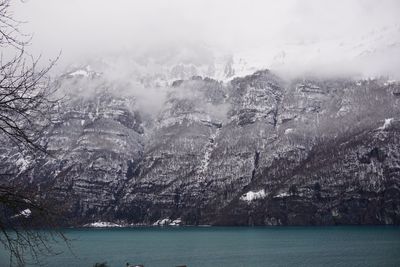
[1,226,400,267]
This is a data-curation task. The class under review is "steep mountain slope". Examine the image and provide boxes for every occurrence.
[2,69,400,226]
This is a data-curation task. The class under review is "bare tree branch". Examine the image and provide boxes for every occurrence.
[0,1,67,266]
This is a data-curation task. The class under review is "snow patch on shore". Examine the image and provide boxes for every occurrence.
[153,218,182,226]
[85,221,122,228]
[12,209,32,219]
[153,218,171,226]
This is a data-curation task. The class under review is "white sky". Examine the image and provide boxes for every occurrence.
[11,0,400,77]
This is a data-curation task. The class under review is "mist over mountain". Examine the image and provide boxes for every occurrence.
[1,0,400,227]
[10,0,400,79]
[2,64,399,226]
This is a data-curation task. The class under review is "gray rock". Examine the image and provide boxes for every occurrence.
[2,70,400,226]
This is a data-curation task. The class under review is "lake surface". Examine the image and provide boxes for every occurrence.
[1,226,400,267]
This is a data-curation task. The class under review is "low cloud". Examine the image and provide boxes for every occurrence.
[9,0,400,79]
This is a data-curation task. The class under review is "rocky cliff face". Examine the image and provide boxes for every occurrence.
[2,68,400,226]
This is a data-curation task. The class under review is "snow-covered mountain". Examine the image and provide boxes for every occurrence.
[59,23,400,90]
[230,23,400,79]
[2,63,400,226]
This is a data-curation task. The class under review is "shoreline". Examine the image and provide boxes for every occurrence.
[70,224,400,229]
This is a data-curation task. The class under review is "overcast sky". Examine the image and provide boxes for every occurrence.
[11,0,400,77]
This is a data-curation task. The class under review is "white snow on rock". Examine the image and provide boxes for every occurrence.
[274,192,290,198]
[378,118,393,130]
[152,218,182,226]
[20,209,32,217]
[68,65,95,78]
[69,69,89,77]
[169,218,182,226]
[240,189,266,202]
[198,127,221,176]
[12,208,32,219]
[16,157,30,172]
[284,128,294,134]
[85,221,122,228]
[384,80,396,86]
[337,105,350,117]
[152,218,184,226]
[153,218,171,226]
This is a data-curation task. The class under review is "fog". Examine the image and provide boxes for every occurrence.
[10,0,399,79]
